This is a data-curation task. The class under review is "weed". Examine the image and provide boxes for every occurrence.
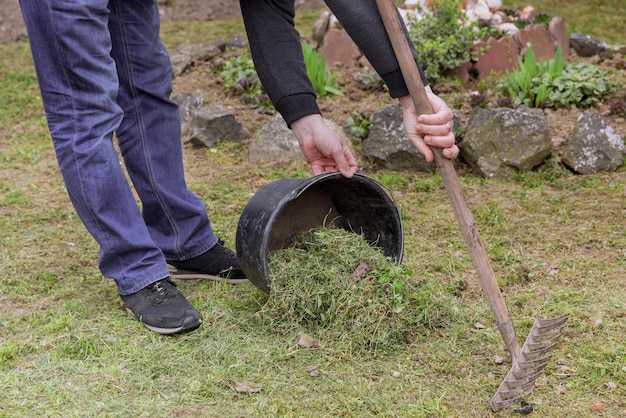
[301,42,343,98]
[344,109,372,139]
[496,45,619,109]
[217,52,273,110]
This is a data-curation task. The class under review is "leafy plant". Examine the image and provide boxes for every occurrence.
[301,42,343,97]
[407,0,489,83]
[344,109,372,138]
[217,52,273,111]
[496,45,618,109]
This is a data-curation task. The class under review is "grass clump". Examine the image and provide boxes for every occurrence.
[258,227,465,355]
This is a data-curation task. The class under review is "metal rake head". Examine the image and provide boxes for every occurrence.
[490,314,569,412]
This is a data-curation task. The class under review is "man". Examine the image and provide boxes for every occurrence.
[240,0,458,176]
[18,0,456,336]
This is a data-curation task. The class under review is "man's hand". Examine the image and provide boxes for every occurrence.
[291,114,358,178]
[398,87,459,162]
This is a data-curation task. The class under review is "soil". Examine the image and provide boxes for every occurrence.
[2,0,625,171]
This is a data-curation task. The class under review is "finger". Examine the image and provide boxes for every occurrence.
[331,147,357,178]
[310,163,324,176]
[417,110,453,126]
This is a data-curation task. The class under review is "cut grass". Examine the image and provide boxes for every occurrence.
[260,227,466,356]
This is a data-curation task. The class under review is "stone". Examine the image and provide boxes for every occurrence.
[520,5,535,20]
[169,53,193,78]
[318,28,363,69]
[514,24,556,62]
[248,114,353,164]
[184,105,249,147]
[562,111,625,174]
[548,17,570,58]
[363,104,434,172]
[172,93,204,123]
[464,0,493,21]
[473,36,520,79]
[176,41,224,62]
[459,107,552,178]
[570,33,609,57]
[312,11,331,44]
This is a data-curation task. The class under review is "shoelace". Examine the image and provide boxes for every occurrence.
[149,280,177,305]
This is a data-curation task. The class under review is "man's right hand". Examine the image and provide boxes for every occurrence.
[291,114,358,178]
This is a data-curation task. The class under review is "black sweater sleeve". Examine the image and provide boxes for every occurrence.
[239,0,428,126]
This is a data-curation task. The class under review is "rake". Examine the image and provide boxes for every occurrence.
[374,0,568,411]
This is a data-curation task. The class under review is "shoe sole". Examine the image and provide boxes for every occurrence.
[125,307,203,335]
[167,265,249,284]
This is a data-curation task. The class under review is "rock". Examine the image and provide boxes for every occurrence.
[176,41,224,62]
[170,53,193,78]
[312,11,331,44]
[172,93,204,123]
[363,104,434,172]
[248,114,352,164]
[514,24,556,62]
[496,22,520,37]
[473,36,520,79]
[562,111,625,174]
[548,17,570,58]
[570,33,609,57]
[459,107,552,178]
[485,0,502,10]
[184,105,249,147]
[318,28,363,69]
[464,0,493,22]
[520,5,535,20]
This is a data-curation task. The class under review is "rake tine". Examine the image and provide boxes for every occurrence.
[504,369,547,390]
[490,315,568,412]
[511,358,551,379]
[529,328,566,344]
[493,378,538,401]
[515,355,552,371]
[533,314,569,330]
[524,342,560,359]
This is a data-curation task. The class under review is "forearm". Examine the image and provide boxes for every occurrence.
[325,0,428,97]
[239,0,320,125]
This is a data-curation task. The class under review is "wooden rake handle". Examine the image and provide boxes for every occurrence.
[374,0,521,360]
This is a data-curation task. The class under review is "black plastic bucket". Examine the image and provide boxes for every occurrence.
[235,173,404,293]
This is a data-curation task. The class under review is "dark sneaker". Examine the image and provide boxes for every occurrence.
[121,279,202,335]
[167,239,248,284]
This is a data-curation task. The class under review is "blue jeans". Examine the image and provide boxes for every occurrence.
[19,0,218,295]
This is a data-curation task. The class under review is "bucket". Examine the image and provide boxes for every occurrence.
[235,173,404,293]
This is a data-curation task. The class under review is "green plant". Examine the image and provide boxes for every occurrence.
[407,0,489,83]
[217,53,273,111]
[496,45,617,109]
[301,42,343,97]
[344,109,372,138]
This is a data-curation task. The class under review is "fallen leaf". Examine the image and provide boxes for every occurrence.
[589,402,605,412]
[306,364,321,377]
[297,332,320,349]
[234,383,261,394]
[349,261,370,282]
